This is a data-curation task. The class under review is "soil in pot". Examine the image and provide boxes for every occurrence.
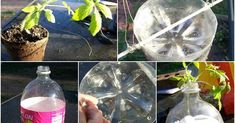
[1,25,49,61]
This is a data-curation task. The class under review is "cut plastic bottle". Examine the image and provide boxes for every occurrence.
[134,0,218,61]
[21,66,66,123]
[80,62,155,123]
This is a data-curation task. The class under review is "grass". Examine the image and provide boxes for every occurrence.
[118,30,127,53]
[212,0,228,15]
[1,10,16,19]
[215,30,227,48]
[118,30,147,61]
[2,10,15,15]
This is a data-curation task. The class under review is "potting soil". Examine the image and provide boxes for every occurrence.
[2,25,47,43]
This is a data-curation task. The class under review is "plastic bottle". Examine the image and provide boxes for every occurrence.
[80,62,155,123]
[21,66,66,123]
[166,82,223,123]
[134,0,217,61]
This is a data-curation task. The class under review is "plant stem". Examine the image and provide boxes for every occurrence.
[46,4,67,8]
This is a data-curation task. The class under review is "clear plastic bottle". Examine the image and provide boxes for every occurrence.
[166,82,224,123]
[21,66,66,123]
[80,62,155,123]
[134,0,217,61]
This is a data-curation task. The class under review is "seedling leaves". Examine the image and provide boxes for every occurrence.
[96,3,112,19]
[89,8,102,36]
[44,9,55,23]
[72,5,93,21]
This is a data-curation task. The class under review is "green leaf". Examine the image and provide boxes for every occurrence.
[84,0,94,5]
[193,62,200,69]
[89,8,102,36]
[23,12,41,30]
[183,62,187,69]
[22,5,36,13]
[35,3,42,10]
[44,9,55,23]
[96,3,112,19]
[170,76,182,81]
[212,86,223,110]
[21,13,33,30]
[214,91,222,99]
[72,5,93,21]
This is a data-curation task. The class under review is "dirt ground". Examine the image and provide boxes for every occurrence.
[1,0,32,25]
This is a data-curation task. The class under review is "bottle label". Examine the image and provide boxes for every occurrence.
[21,106,65,123]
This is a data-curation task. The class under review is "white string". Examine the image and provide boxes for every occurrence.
[122,0,130,47]
[124,0,136,45]
[118,0,223,60]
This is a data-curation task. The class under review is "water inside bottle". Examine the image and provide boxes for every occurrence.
[21,97,65,112]
[175,115,220,123]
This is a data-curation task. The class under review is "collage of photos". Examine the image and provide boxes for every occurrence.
[1,0,234,123]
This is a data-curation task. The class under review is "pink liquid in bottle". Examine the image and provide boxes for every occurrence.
[21,66,66,123]
[21,97,65,123]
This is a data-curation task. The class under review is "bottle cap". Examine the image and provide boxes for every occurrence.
[37,66,51,74]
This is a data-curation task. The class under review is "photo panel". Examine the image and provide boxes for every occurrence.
[157,62,234,123]
[117,0,234,61]
[1,62,78,123]
[78,62,157,123]
[1,0,118,61]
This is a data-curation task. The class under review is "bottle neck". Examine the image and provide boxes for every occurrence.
[183,92,200,101]
[182,91,200,116]
[37,73,50,79]
[182,82,200,101]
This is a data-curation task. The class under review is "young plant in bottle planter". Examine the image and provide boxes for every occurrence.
[166,62,231,123]
[1,0,57,61]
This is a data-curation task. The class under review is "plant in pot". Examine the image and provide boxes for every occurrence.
[1,0,113,61]
[1,0,57,61]
[166,62,231,123]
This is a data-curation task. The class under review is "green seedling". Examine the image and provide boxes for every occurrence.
[21,0,57,31]
[67,0,112,36]
[171,62,231,110]
[21,0,113,36]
